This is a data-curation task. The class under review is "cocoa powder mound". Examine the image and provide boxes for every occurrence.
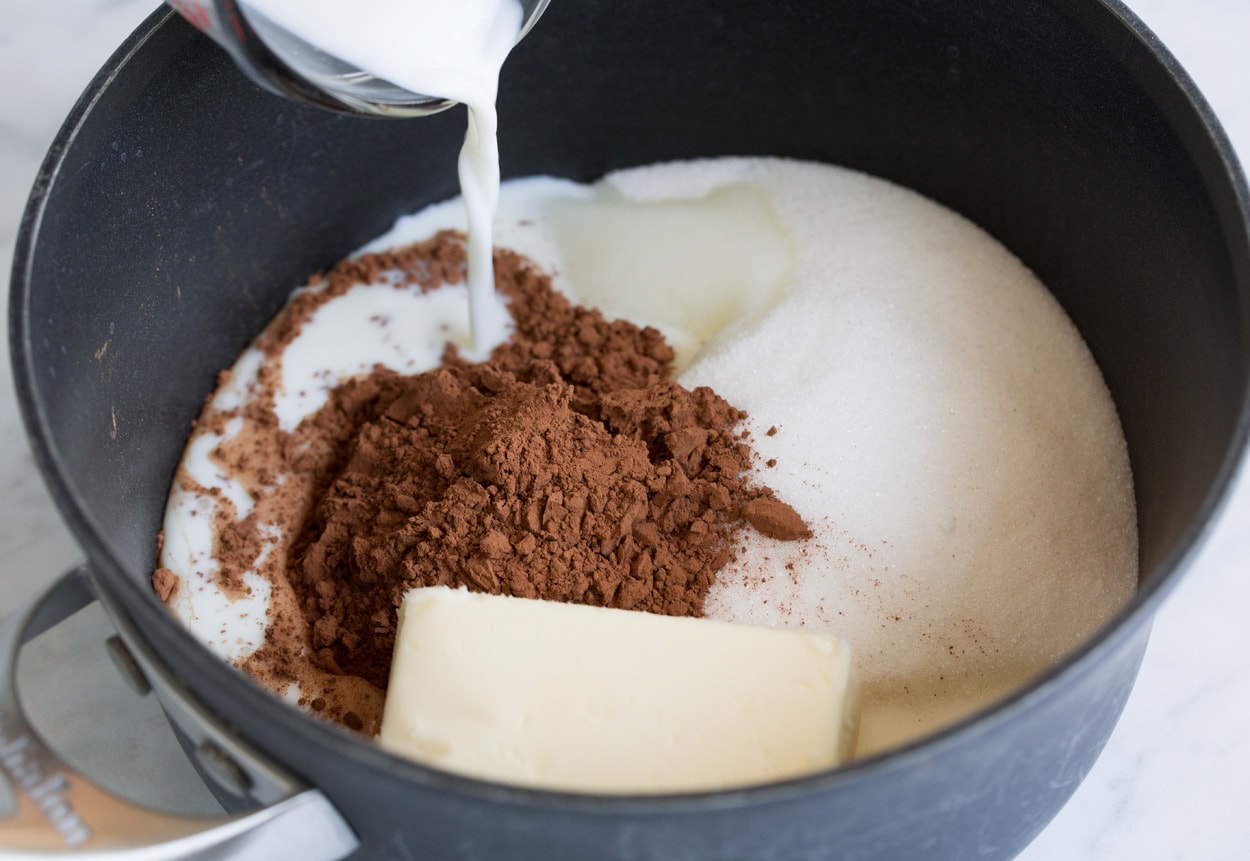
[286,241,809,690]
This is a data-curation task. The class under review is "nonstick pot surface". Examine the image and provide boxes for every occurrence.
[10,1,1250,859]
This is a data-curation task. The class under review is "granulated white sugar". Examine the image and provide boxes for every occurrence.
[621,159,1137,754]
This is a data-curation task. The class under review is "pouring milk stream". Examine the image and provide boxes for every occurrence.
[239,0,525,349]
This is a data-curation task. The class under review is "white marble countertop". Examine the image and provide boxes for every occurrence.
[1,1,1247,858]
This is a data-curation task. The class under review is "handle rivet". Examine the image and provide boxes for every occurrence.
[194,741,254,797]
[105,635,151,697]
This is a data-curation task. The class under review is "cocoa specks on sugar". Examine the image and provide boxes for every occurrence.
[153,230,809,732]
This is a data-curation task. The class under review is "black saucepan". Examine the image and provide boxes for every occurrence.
[7,1,1249,859]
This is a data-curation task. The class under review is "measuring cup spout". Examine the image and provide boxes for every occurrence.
[165,0,549,117]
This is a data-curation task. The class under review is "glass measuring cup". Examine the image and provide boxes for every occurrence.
[166,0,550,117]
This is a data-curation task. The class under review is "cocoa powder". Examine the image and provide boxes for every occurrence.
[157,231,809,731]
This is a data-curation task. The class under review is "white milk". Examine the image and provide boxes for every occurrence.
[240,0,524,348]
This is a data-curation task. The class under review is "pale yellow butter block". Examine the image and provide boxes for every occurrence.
[378,586,859,793]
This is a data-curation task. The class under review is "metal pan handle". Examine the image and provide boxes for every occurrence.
[0,567,359,860]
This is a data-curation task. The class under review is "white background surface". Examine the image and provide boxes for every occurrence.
[0,1,1247,858]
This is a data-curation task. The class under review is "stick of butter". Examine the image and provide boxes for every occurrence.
[378,586,859,793]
